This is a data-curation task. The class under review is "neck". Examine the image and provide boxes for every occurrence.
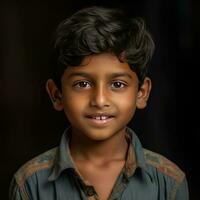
[69,128,128,166]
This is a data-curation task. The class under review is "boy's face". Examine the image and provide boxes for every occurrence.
[46,53,151,141]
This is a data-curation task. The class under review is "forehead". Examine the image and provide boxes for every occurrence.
[62,53,137,80]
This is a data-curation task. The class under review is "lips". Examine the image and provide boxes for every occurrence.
[86,113,114,119]
[90,116,110,120]
[85,113,115,126]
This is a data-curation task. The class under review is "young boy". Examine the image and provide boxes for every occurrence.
[9,6,189,200]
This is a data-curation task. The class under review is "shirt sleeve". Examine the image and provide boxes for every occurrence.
[175,177,189,200]
[9,177,30,200]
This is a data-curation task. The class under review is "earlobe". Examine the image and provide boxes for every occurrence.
[45,79,63,111]
[136,77,152,109]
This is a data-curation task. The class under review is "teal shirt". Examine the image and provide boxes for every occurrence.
[9,127,189,200]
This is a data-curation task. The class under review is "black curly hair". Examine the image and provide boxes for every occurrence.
[53,6,155,90]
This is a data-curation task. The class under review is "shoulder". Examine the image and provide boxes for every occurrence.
[143,148,185,183]
[14,147,58,187]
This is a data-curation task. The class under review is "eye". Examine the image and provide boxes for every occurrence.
[73,81,91,88]
[111,81,127,89]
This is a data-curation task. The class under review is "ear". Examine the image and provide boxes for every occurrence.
[45,79,63,111]
[136,77,152,109]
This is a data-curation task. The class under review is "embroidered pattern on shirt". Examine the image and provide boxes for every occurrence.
[143,148,185,183]
[15,147,58,187]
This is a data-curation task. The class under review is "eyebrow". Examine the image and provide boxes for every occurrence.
[68,72,133,80]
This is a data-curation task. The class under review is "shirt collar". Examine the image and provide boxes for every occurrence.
[48,126,75,181]
[125,127,152,178]
[48,126,152,181]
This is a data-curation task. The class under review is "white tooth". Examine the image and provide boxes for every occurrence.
[101,116,107,120]
[92,116,109,120]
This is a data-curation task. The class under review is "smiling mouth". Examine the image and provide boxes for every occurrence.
[86,115,114,126]
[88,116,112,120]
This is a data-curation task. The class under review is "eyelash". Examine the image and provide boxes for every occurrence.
[73,80,128,89]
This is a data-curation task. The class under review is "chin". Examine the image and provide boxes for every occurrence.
[83,126,123,142]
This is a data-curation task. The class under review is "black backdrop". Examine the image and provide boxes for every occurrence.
[0,0,199,199]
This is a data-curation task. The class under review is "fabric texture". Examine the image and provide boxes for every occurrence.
[9,126,189,200]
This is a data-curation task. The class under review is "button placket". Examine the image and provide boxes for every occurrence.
[85,186,95,196]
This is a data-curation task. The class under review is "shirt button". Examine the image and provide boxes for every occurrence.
[85,186,95,196]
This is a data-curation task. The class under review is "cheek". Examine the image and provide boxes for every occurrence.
[113,91,137,119]
[114,91,137,109]
[62,92,87,115]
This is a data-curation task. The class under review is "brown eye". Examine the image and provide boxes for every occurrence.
[74,81,91,88]
[111,81,127,89]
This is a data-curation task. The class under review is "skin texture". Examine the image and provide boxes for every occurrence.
[46,53,151,199]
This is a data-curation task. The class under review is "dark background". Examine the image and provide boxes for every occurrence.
[0,0,199,199]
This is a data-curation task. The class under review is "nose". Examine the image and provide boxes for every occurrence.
[90,83,110,108]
